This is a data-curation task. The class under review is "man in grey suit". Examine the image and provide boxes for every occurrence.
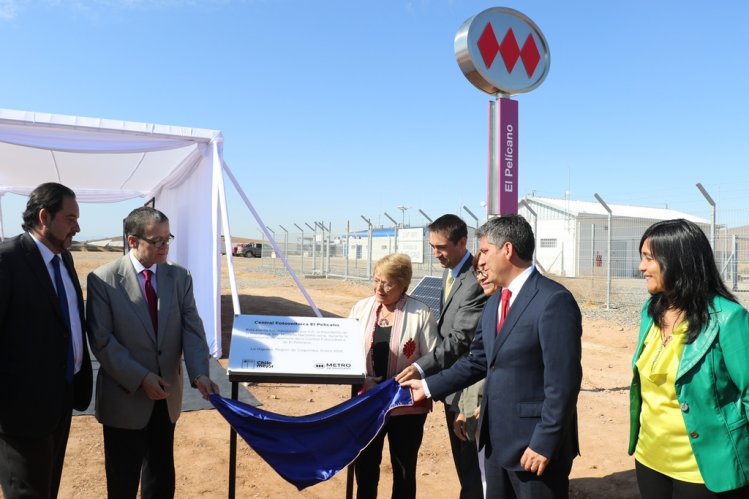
[396,214,487,499]
[86,206,219,499]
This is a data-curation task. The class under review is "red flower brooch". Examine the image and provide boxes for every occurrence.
[402,338,416,358]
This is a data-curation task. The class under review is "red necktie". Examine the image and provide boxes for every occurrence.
[497,288,512,334]
[143,269,158,335]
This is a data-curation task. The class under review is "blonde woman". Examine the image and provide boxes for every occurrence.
[349,254,438,499]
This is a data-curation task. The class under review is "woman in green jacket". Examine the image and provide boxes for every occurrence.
[629,219,749,498]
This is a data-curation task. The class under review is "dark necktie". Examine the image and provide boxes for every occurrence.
[51,255,74,384]
[497,288,512,334]
[143,269,158,335]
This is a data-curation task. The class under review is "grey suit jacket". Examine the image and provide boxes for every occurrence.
[416,254,487,403]
[86,254,210,429]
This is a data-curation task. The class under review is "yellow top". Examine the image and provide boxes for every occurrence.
[635,320,702,483]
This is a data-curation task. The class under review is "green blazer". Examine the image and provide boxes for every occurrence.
[629,295,749,492]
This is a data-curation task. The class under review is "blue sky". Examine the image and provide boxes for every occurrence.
[1,0,748,239]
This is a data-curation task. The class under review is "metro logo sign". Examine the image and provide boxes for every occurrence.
[456,7,549,95]
[478,24,541,79]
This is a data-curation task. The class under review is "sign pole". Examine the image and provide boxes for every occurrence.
[488,96,519,217]
[487,99,497,218]
[455,6,549,219]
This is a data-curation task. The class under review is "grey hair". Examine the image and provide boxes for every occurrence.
[475,214,535,262]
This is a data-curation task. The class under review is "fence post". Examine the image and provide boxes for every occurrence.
[594,193,612,309]
[696,183,716,250]
[463,205,479,255]
[518,199,538,269]
[384,212,399,253]
[326,222,331,276]
[279,225,288,274]
[294,223,305,275]
[304,223,316,275]
[361,215,373,277]
[345,220,350,279]
[732,234,739,291]
[419,210,433,276]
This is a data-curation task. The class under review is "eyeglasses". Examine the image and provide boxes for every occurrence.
[372,277,397,292]
[137,234,175,248]
[473,269,487,280]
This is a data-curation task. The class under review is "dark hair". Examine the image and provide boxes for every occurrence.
[124,206,169,237]
[21,182,76,232]
[476,214,534,262]
[640,219,736,343]
[428,214,467,244]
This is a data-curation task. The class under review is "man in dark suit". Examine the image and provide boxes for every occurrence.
[0,182,93,498]
[402,214,582,499]
[396,214,487,499]
[86,206,219,499]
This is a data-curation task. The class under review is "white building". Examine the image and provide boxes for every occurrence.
[518,196,711,278]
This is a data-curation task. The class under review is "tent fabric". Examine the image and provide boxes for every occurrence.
[209,379,415,490]
[0,108,228,356]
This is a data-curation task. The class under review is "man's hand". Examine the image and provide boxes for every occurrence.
[394,365,421,383]
[399,379,427,403]
[520,447,550,476]
[195,375,220,400]
[141,372,170,400]
[361,376,382,392]
[453,413,468,441]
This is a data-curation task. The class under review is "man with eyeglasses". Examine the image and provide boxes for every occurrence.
[396,213,487,499]
[86,206,219,499]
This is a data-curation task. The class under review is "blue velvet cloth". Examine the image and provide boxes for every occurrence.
[209,378,414,490]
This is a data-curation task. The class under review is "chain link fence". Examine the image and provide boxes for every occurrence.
[242,201,749,311]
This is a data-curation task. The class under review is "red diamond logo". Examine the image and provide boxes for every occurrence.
[520,34,541,77]
[477,23,500,69]
[498,28,520,74]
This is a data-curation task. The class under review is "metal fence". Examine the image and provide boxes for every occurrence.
[247,206,749,311]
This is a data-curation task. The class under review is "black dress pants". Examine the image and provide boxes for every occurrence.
[103,399,176,499]
[635,460,749,499]
[0,410,71,499]
[445,403,485,499]
[354,413,427,499]
[484,451,571,499]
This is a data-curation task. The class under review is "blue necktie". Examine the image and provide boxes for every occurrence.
[51,255,74,384]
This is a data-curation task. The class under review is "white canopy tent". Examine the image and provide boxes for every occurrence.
[0,108,242,356]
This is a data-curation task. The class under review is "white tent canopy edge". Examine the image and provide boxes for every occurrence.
[0,107,322,357]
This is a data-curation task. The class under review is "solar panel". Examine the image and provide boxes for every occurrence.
[409,275,443,321]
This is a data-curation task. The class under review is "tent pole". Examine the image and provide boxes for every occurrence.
[221,163,322,318]
[0,194,4,241]
[214,140,241,317]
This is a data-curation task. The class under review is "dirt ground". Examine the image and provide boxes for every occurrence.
[44,252,640,498]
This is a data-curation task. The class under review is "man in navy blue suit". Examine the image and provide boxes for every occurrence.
[402,214,582,499]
